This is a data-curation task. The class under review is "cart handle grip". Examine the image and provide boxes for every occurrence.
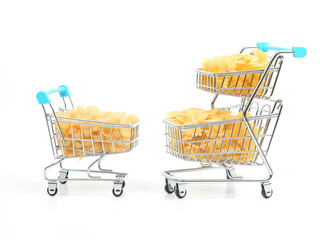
[256,42,307,58]
[36,85,71,105]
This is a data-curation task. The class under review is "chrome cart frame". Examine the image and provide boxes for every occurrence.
[37,85,139,197]
[162,42,306,198]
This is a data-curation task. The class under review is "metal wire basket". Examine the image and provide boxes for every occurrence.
[196,65,281,99]
[47,114,139,159]
[164,99,282,166]
[196,42,306,104]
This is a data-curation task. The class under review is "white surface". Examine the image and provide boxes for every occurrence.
[0,0,319,239]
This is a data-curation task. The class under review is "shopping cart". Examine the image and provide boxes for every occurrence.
[162,43,306,198]
[36,85,139,197]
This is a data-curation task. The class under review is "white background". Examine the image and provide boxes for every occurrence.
[0,0,319,239]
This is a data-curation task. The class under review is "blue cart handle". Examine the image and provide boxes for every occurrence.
[36,85,71,105]
[257,42,307,58]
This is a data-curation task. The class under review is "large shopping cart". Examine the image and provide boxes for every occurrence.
[36,85,139,197]
[162,43,306,198]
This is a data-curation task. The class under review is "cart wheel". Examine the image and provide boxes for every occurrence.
[261,189,273,199]
[164,179,175,194]
[112,188,123,197]
[59,175,68,184]
[261,183,273,199]
[122,181,126,188]
[47,187,58,196]
[59,171,69,184]
[175,184,187,199]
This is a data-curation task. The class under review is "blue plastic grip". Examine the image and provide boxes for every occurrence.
[36,85,71,105]
[257,42,307,58]
[291,47,307,58]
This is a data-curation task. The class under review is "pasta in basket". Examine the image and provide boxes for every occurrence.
[199,50,269,96]
[165,108,261,164]
[54,105,139,157]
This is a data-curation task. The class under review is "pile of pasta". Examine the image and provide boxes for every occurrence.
[200,49,269,96]
[165,108,260,164]
[55,105,139,157]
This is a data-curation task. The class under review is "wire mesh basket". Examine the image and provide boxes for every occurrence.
[48,114,139,159]
[164,99,282,166]
[196,42,306,99]
[196,66,281,98]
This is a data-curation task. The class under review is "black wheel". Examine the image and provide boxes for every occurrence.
[59,171,68,184]
[112,188,123,197]
[164,179,175,194]
[164,184,175,194]
[47,187,58,196]
[122,181,126,188]
[261,184,273,199]
[261,189,273,199]
[175,184,187,199]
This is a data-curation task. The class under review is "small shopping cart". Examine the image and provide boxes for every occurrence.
[162,42,306,198]
[36,85,139,197]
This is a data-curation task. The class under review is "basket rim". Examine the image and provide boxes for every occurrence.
[163,100,282,129]
[195,67,279,77]
[48,114,140,128]
[163,113,279,129]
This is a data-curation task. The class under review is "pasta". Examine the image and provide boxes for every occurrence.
[165,108,261,164]
[200,49,269,96]
[54,105,139,157]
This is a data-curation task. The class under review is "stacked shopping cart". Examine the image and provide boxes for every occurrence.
[37,85,139,196]
[162,42,306,198]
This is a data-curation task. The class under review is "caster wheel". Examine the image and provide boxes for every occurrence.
[175,184,187,199]
[60,179,68,184]
[59,171,68,184]
[112,188,123,197]
[261,189,273,199]
[47,187,58,196]
[261,184,273,199]
[165,184,175,194]
[122,181,126,188]
[164,179,175,194]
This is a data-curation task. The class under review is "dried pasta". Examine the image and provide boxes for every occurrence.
[165,108,261,164]
[200,49,269,96]
[54,105,139,157]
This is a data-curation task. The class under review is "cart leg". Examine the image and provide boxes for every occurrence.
[47,182,58,196]
[175,183,187,199]
[164,178,175,194]
[58,170,69,184]
[97,156,113,172]
[225,166,243,180]
[116,174,126,188]
[261,182,273,198]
